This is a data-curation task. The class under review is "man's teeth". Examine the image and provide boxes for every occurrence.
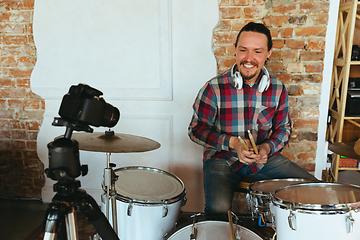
[244,64,254,68]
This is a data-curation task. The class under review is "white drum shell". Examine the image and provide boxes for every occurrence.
[274,207,360,240]
[102,195,183,240]
[101,166,186,240]
[166,221,262,240]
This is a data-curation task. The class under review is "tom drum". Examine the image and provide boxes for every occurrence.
[273,182,360,240]
[102,166,186,240]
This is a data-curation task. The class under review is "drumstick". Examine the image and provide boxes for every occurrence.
[228,210,236,240]
[238,136,249,151]
[247,130,258,154]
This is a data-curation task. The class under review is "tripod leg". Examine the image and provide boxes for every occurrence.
[65,207,79,240]
[43,203,67,240]
[79,191,119,240]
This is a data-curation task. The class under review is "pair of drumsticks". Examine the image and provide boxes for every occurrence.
[238,130,258,154]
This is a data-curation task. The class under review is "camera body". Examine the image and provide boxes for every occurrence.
[59,84,120,128]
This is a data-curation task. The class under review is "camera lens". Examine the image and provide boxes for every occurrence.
[102,103,120,128]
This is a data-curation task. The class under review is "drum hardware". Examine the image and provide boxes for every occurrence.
[346,210,355,234]
[228,211,241,240]
[287,209,297,231]
[42,84,120,240]
[190,213,201,240]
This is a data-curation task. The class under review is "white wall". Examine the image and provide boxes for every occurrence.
[31,0,219,212]
[314,0,340,178]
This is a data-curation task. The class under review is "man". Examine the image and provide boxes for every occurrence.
[188,22,317,218]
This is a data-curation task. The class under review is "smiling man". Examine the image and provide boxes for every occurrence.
[188,22,317,218]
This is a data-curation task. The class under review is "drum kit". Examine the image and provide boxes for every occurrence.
[68,131,360,240]
[62,131,360,240]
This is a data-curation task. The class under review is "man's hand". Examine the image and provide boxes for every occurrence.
[229,136,256,164]
[229,137,271,165]
[256,143,271,164]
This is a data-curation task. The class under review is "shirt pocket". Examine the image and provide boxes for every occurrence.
[257,105,276,130]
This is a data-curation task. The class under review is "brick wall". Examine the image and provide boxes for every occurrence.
[213,0,330,175]
[0,0,45,199]
[0,0,330,199]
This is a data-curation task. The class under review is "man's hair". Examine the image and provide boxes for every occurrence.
[234,22,273,51]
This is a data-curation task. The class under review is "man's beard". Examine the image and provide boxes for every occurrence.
[239,61,258,81]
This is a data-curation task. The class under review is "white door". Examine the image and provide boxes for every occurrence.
[31,0,219,212]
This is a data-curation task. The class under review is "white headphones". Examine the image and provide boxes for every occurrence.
[231,63,271,93]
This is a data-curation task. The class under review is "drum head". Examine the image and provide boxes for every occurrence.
[166,221,262,240]
[274,182,360,211]
[114,166,184,203]
[249,178,309,194]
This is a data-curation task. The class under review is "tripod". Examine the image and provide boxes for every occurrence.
[43,179,119,240]
[42,119,120,240]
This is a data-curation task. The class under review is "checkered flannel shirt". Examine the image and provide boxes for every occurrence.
[188,68,292,173]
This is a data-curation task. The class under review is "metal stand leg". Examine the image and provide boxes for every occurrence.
[103,152,119,235]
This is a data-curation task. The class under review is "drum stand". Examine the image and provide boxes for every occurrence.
[103,152,119,235]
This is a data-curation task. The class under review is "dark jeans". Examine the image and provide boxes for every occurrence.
[203,154,318,218]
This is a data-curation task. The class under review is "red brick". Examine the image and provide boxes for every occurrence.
[309,14,329,25]
[231,0,250,6]
[293,119,319,129]
[1,0,35,11]
[272,39,285,48]
[244,7,261,18]
[267,62,285,73]
[300,3,329,14]
[273,4,296,14]
[273,74,291,84]
[263,16,288,27]
[282,50,299,62]
[305,62,324,73]
[295,27,327,37]
[25,120,41,130]
[306,40,325,50]
[285,39,305,49]
[300,51,325,61]
[280,28,293,38]
[220,7,242,19]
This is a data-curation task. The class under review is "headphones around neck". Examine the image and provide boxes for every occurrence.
[231,63,271,93]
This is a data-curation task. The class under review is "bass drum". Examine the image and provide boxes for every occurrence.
[165,220,262,240]
[102,166,186,240]
[273,182,360,240]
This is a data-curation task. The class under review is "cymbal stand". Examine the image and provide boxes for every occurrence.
[104,152,119,234]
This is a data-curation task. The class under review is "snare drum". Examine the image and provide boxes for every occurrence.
[273,182,360,240]
[102,166,186,240]
[165,220,262,240]
[246,178,310,227]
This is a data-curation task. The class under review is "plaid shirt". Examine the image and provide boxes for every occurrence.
[188,68,292,173]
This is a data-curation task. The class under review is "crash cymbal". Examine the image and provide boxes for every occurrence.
[328,142,360,161]
[56,131,161,153]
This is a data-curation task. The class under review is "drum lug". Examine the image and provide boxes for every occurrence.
[190,213,201,240]
[346,211,355,234]
[162,201,168,218]
[127,201,133,216]
[288,209,297,231]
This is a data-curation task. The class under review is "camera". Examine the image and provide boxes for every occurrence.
[46,83,120,181]
[58,83,120,128]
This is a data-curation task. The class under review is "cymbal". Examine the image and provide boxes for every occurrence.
[328,142,360,161]
[56,132,161,153]
[355,138,360,156]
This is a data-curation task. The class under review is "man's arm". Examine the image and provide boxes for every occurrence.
[263,88,292,155]
[188,83,232,151]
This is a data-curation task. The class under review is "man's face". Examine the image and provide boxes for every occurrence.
[233,31,272,84]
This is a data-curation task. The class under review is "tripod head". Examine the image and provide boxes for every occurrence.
[44,84,120,187]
